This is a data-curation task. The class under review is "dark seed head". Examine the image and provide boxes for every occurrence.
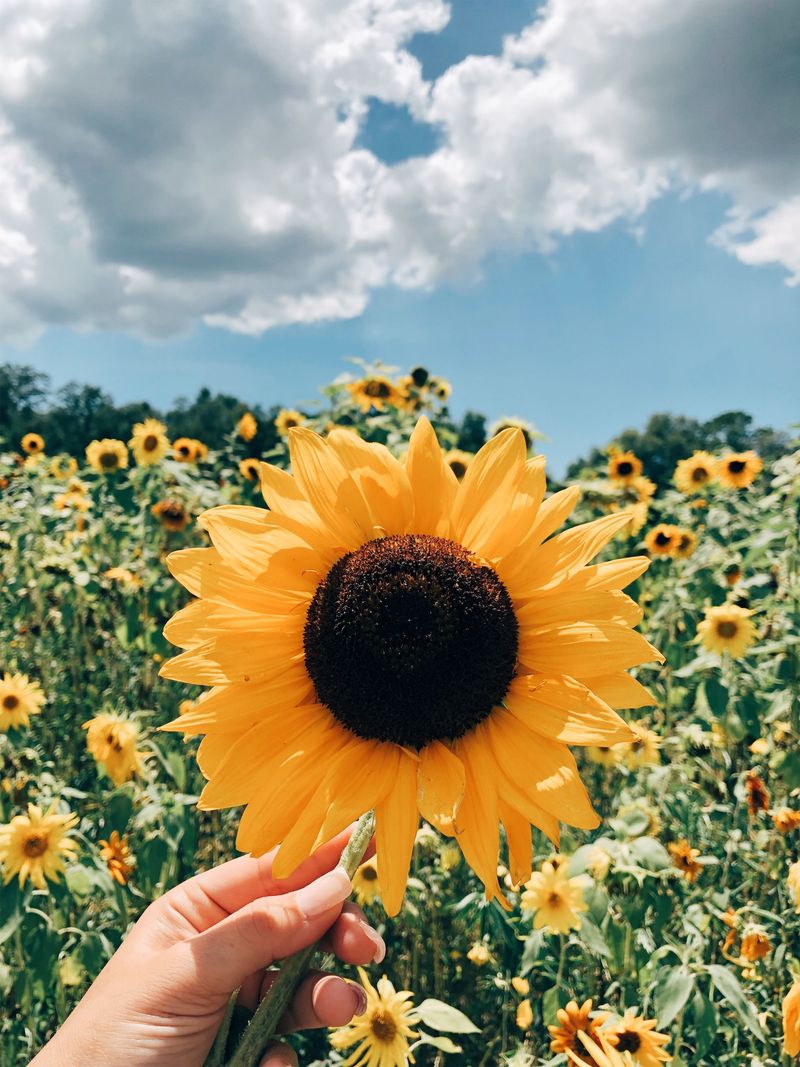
[615,1031,641,1053]
[616,460,633,476]
[728,459,746,474]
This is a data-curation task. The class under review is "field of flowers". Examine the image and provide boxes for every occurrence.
[0,365,798,1066]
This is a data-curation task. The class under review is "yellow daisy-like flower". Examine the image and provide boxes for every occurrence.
[50,455,78,480]
[631,477,656,503]
[674,452,716,494]
[329,967,420,1067]
[717,451,762,489]
[236,412,258,441]
[643,525,679,558]
[567,1030,630,1067]
[440,841,461,871]
[160,418,660,913]
[521,860,588,933]
[152,499,191,532]
[173,437,198,463]
[0,672,46,732]
[587,744,624,767]
[347,376,404,413]
[621,724,661,769]
[607,1012,672,1067]
[99,831,134,886]
[444,449,474,481]
[352,857,381,906]
[239,458,262,482]
[697,604,756,658]
[21,432,44,455]
[0,803,78,889]
[668,839,701,882]
[608,451,643,486]
[86,439,129,474]
[129,418,170,466]
[83,714,146,786]
[784,980,800,1056]
[275,409,305,436]
[788,860,800,910]
[672,529,697,560]
[549,999,611,1062]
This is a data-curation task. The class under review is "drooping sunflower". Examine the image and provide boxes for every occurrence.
[160,419,660,913]
[674,452,716,494]
[239,458,262,482]
[50,455,78,480]
[444,449,474,481]
[20,432,44,455]
[86,439,129,474]
[0,803,78,889]
[236,411,258,441]
[352,857,381,906]
[643,524,679,558]
[521,860,588,932]
[99,831,134,886]
[608,451,643,486]
[83,714,146,786]
[607,1012,672,1067]
[347,376,404,413]
[274,409,305,436]
[668,839,701,882]
[129,418,170,466]
[697,604,756,658]
[717,450,762,489]
[329,967,419,1067]
[151,499,190,532]
[173,437,198,463]
[745,770,770,815]
[0,672,46,732]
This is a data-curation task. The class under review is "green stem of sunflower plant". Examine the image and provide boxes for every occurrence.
[224,810,376,1067]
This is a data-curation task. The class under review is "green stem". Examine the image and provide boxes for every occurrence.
[225,810,376,1067]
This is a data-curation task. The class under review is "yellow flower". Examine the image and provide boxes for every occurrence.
[521,860,588,933]
[631,476,656,503]
[0,803,78,889]
[428,376,452,402]
[275,409,305,436]
[511,976,530,996]
[607,1012,672,1067]
[717,451,762,489]
[50,455,78,479]
[549,999,610,1062]
[644,524,679,558]
[99,831,134,886]
[467,941,491,965]
[784,980,800,1056]
[54,487,91,512]
[86,438,129,473]
[83,714,146,786]
[172,437,198,462]
[160,418,659,914]
[239,458,262,482]
[621,725,661,770]
[772,808,800,834]
[444,449,474,481]
[585,845,612,881]
[668,839,701,882]
[745,771,770,816]
[236,412,258,441]
[608,451,643,486]
[329,967,420,1067]
[674,452,716,494]
[516,998,533,1030]
[586,745,624,767]
[20,432,45,455]
[129,418,170,466]
[787,859,800,910]
[347,376,404,413]
[740,928,771,961]
[103,567,143,589]
[440,841,461,871]
[489,416,541,450]
[697,604,756,658]
[23,452,44,470]
[151,499,190,532]
[0,673,46,732]
[672,529,697,560]
[352,858,381,906]
[566,1030,629,1067]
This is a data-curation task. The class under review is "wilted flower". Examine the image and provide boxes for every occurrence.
[773,808,800,834]
[745,771,770,816]
[83,715,146,786]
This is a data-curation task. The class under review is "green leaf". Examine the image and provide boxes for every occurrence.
[704,677,729,717]
[578,916,610,957]
[542,986,561,1028]
[691,989,718,1058]
[65,865,93,897]
[415,998,480,1033]
[629,837,671,872]
[655,966,695,1028]
[705,965,765,1040]
[0,909,23,948]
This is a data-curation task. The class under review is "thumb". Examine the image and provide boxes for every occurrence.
[259,1042,298,1067]
[189,867,352,990]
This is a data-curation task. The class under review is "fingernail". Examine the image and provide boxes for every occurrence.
[350,981,368,1016]
[361,922,386,963]
[296,867,352,919]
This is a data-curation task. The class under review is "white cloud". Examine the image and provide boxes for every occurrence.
[0,0,796,341]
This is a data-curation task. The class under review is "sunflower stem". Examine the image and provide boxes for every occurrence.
[225,810,376,1067]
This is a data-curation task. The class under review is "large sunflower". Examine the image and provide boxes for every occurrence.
[608,451,643,486]
[0,672,46,732]
[20,432,44,455]
[717,450,762,489]
[0,803,78,889]
[129,418,170,466]
[160,419,661,913]
[673,451,716,494]
[86,438,129,474]
[697,604,756,657]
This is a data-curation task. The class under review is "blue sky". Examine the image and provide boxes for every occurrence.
[1,0,797,475]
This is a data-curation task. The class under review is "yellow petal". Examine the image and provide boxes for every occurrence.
[417,742,466,835]
[452,429,526,553]
[376,751,419,916]
[288,428,374,548]
[405,417,456,536]
[519,621,663,677]
[161,668,312,734]
[503,674,635,746]
[480,457,547,561]
[582,672,656,709]
[516,589,642,630]
[159,635,305,686]
[327,429,414,535]
[499,801,534,886]
[167,547,310,611]
[453,725,506,903]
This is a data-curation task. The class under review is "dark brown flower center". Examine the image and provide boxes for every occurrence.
[410,366,429,387]
[615,1031,641,1053]
[2,695,20,711]
[448,460,467,480]
[178,445,191,457]
[100,451,119,469]
[304,534,518,747]
[23,831,49,858]
[616,461,633,476]
[655,531,671,546]
[692,466,708,482]
[371,1011,398,1041]
[728,460,745,473]
[365,380,391,399]
[361,866,378,882]
[143,434,158,451]
[717,621,738,638]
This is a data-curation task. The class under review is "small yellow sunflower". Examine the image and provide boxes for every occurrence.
[86,439,129,474]
[772,808,800,834]
[620,724,661,769]
[631,476,656,503]
[173,437,198,462]
[160,418,660,913]
[99,831,134,885]
[586,744,624,767]
[672,529,697,560]
[236,412,258,441]
[644,524,679,557]
[785,980,800,1056]
[444,449,474,481]
[103,566,143,589]
[54,487,91,512]
[0,673,46,732]
[440,841,461,871]
[697,604,756,657]
[674,452,716,494]
[239,458,262,482]
[193,439,209,461]
[740,928,771,961]
[352,857,381,906]
[717,451,762,489]
[347,376,404,413]
[521,860,588,933]
[428,376,452,402]
[329,967,420,1067]
[50,455,78,480]
[20,432,44,455]
[607,1012,672,1067]
[274,409,305,436]
[668,839,701,882]
[151,499,190,532]
[0,803,78,889]
[567,1029,630,1067]
[549,999,610,1062]
[608,451,643,486]
[83,714,146,786]
[129,418,170,466]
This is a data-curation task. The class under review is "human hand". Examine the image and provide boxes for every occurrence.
[32,827,384,1067]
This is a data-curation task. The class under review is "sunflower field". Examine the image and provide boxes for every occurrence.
[1,364,799,1067]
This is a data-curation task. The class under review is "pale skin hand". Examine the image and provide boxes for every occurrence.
[32,828,385,1067]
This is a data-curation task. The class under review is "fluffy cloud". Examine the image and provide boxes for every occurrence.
[0,0,796,340]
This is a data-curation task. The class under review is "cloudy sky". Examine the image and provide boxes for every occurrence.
[0,0,797,470]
